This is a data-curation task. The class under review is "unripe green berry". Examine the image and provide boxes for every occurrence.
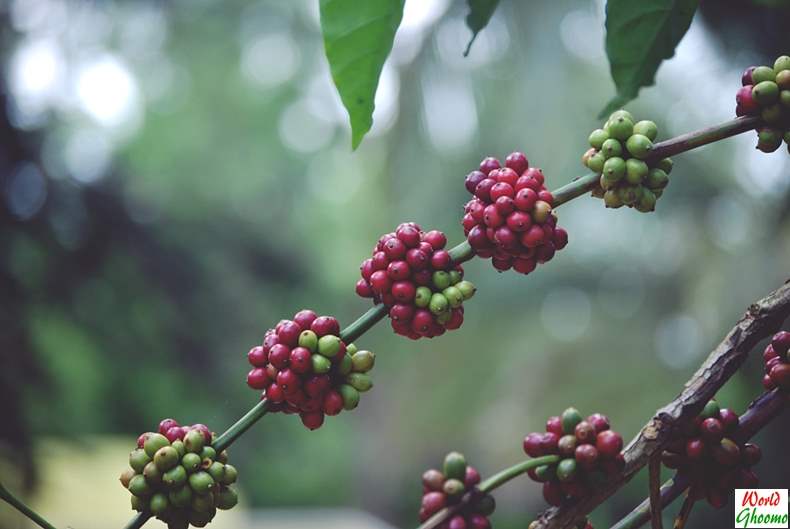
[184,430,205,454]
[449,270,462,285]
[188,510,214,528]
[181,452,201,473]
[415,286,432,307]
[317,335,341,357]
[601,138,623,158]
[780,90,790,109]
[428,293,449,315]
[603,189,623,208]
[618,185,640,206]
[217,487,239,510]
[761,103,784,124]
[645,168,669,190]
[535,464,556,482]
[625,158,648,184]
[443,451,467,480]
[149,492,169,516]
[582,147,596,166]
[588,128,609,149]
[609,109,634,123]
[221,464,238,485]
[602,157,625,182]
[188,471,215,495]
[785,131,790,144]
[337,353,353,376]
[757,128,783,153]
[207,461,225,483]
[217,450,229,464]
[131,494,145,511]
[599,174,615,191]
[163,465,187,489]
[633,120,658,141]
[144,433,170,458]
[533,200,552,223]
[346,372,373,392]
[456,280,476,300]
[561,407,583,434]
[191,492,215,512]
[587,153,606,173]
[635,190,657,212]
[443,478,465,499]
[557,458,577,482]
[625,134,653,159]
[338,384,360,410]
[171,440,185,458]
[432,271,451,290]
[129,474,152,497]
[154,446,179,471]
[169,485,192,508]
[607,116,634,141]
[774,55,790,73]
[657,157,673,174]
[298,330,318,352]
[200,446,216,462]
[701,400,720,419]
[435,311,451,325]
[753,65,776,83]
[443,286,464,308]
[351,350,375,372]
[130,449,151,473]
[475,494,496,516]
[311,354,332,374]
[144,461,162,486]
[777,70,790,90]
[753,81,779,105]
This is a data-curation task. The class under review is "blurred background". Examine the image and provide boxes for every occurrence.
[1,0,789,528]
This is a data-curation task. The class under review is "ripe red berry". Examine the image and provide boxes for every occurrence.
[267,383,284,403]
[248,345,267,367]
[158,418,180,436]
[323,390,344,416]
[289,347,312,374]
[383,238,407,260]
[494,196,515,215]
[311,316,340,337]
[575,444,599,469]
[464,466,481,487]
[164,426,183,443]
[686,438,705,460]
[247,368,270,390]
[596,430,623,458]
[475,178,496,201]
[431,250,451,270]
[742,66,755,86]
[505,151,529,175]
[300,411,324,430]
[278,321,301,347]
[718,408,739,433]
[490,182,514,201]
[356,279,373,297]
[546,416,563,436]
[268,343,290,369]
[293,309,317,331]
[387,260,411,281]
[506,211,532,232]
[465,171,486,194]
[772,331,790,355]
[392,281,417,302]
[574,421,596,444]
[479,156,500,175]
[396,225,422,247]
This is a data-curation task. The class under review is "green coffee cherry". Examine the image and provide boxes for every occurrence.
[436,311,451,325]
[587,153,606,173]
[217,450,229,464]
[337,353,353,376]
[635,190,656,212]
[443,286,464,308]
[338,384,360,410]
[217,488,239,510]
[149,492,169,516]
[475,494,496,516]
[456,280,476,300]
[144,461,162,486]
[777,70,790,89]
[172,440,185,458]
[602,157,625,182]
[607,116,634,141]
[753,65,776,83]
[599,174,615,191]
[130,474,154,498]
[131,494,145,511]
[351,350,375,372]
[780,90,790,109]
[700,400,720,419]
[753,81,779,105]
[169,485,193,508]
[311,354,332,374]
[200,446,216,462]
[181,452,201,473]
[428,293,449,315]
[154,446,179,471]
[415,286,432,307]
[632,120,658,141]
[144,433,170,458]
[588,128,609,149]
[317,335,341,357]
[443,452,467,480]
[603,189,623,208]
[443,478,465,499]
[757,128,783,153]
[785,131,790,144]
[298,330,318,352]
[561,407,583,434]
[762,103,784,124]
[534,464,556,482]
[657,158,673,174]
[618,185,639,206]
[163,465,187,489]
[557,458,577,482]
[432,271,451,290]
[188,471,215,495]
[346,343,358,355]
[609,109,634,122]
[645,168,669,190]
[221,464,238,485]
[625,158,648,185]
[130,449,151,473]
[448,270,462,285]
[346,373,373,392]
[207,461,225,483]
[184,430,205,454]
[601,138,623,158]
[188,509,214,528]
[625,134,653,159]
[774,55,790,73]
[191,493,215,513]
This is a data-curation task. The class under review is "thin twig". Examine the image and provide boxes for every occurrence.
[0,481,58,529]
[648,454,663,529]
[671,495,695,529]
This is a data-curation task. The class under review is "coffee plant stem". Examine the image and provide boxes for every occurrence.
[646,116,761,161]
[123,512,150,529]
[417,455,561,529]
[0,481,58,529]
[213,399,271,452]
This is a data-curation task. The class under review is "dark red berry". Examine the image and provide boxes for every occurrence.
[158,418,180,436]
[422,491,446,516]
[431,250,451,270]
[742,66,755,86]
[575,444,599,469]
[465,171,487,194]
[300,411,324,430]
[248,345,267,367]
[546,416,563,436]
[574,421,596,444]
[247,368,269,389]
[464,465,481,487]
[479,157,500,175]
[490,182,514,201]
[278,321,301,347]
[268,344,290,369]
[289,347,312,374]
[396,225,421,247]
[505,151,529,175]
[718,409,739,433]
[772,331,790,355]
[686,438,705,460]
[356,279,373,297]
[164,426,183,443]
[323,390,344,416]
[596,430,623,458]
[475,178,496,201]
[424,230,447,250]
[266,383,284,403]
[387,260,411,281]
[311,316,340,337]
[293,309,317,331]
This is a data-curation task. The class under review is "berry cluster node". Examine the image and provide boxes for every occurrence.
[246,309,374,430]
[583,110,672,211]
[736,56,790,153]
[660,400,761,508]
[120,419,238,528]
[523,408,624,507]
[420,452,494,529]
[356,223,476,339]
[761,331,790,391]
[462,152,568,275]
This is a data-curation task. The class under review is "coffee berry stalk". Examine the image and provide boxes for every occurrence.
[121,419,239,528]
[736,55,790,153]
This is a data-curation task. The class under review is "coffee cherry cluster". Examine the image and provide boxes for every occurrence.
[660,400,761,508]
[120,420,238,528]
[419,452,494,529]
[761,331,790,391]
[462,153,568,275]
[356,223,477,339]
[583,110,672,211]
[523,408,624,507]
[736,56,790,153]
[246,309,374,430]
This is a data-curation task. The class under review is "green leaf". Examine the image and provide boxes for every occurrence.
[319,0,405,149]
[464,0,500,56]
[601,0,699,117]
